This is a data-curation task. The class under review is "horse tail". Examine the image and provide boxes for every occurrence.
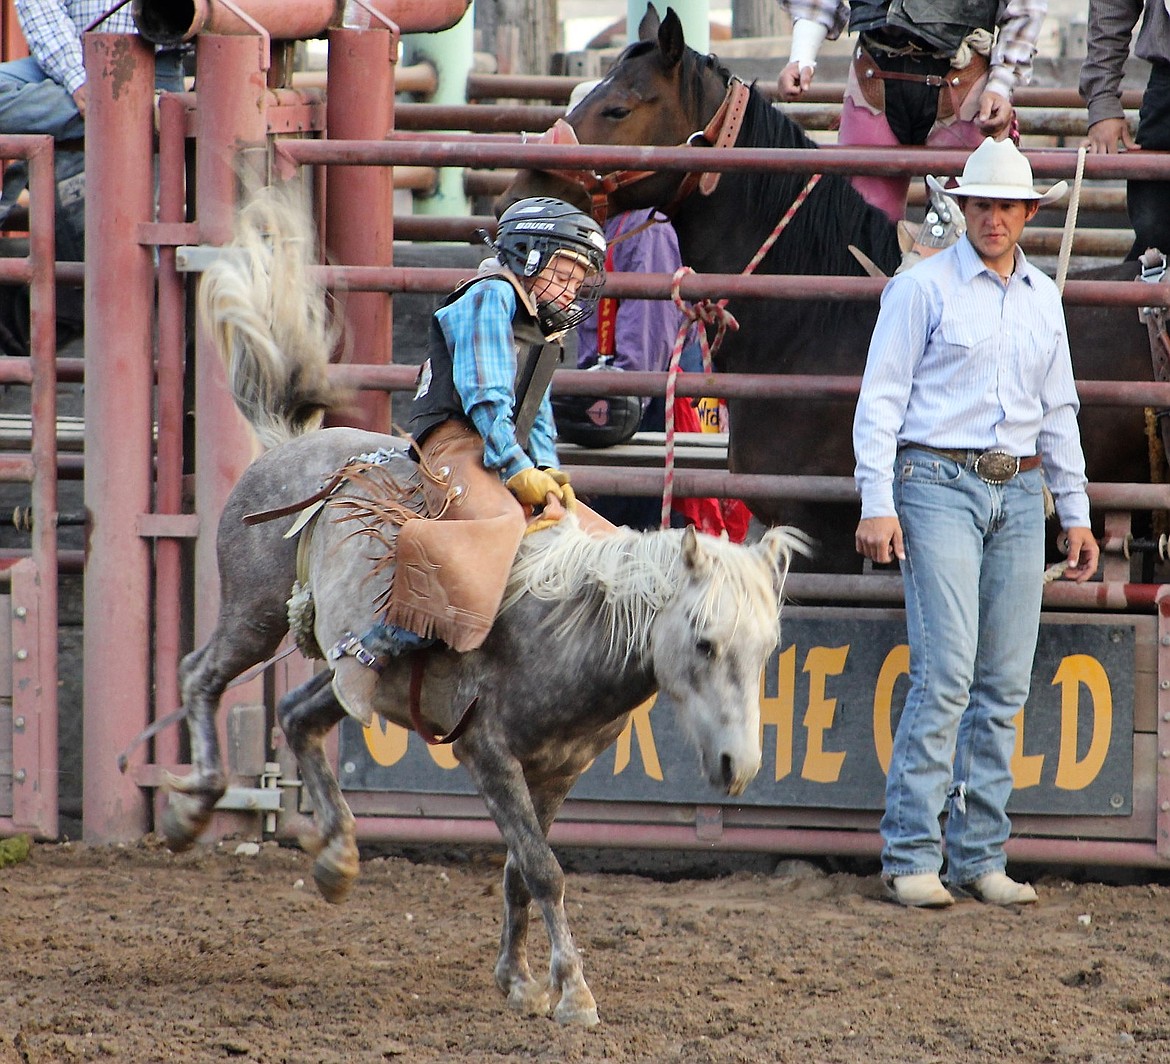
[197,182,342,450]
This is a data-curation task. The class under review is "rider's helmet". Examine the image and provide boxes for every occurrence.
[495,197,606,335]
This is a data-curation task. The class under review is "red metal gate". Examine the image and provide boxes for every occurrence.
[61,21,1170,867]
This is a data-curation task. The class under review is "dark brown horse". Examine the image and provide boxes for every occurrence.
[501,5,1157,571]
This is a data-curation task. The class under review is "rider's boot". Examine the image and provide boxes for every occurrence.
[329,625,435,726]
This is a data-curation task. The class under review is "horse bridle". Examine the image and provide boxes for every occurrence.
[529,76,752,223]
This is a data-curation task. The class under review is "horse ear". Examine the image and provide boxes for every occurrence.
[680,524,710,574]
[657,8,686,68]
[758,527,812,596]
[638,4,661,41]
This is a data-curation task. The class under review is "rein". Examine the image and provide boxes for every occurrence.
[659,173,823,527]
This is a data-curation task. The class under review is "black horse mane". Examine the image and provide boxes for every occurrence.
[701,52,903,276]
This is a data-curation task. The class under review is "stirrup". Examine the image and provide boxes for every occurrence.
[327,632,384,672]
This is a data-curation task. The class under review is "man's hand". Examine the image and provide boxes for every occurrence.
[1059,527,1100,583]
[855,516,905,564]
[976,90,1013,138]
[777,61,815,102]
[72,84,87,119]
[1083,117,1137,154]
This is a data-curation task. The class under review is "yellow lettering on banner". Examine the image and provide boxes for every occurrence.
[760,645,796,781]
[363,719,460,769]
[1053,654,1112,790]
[1010,706,1043,788]
[802,645,848,783]
[363,718,408,767]
[427,740,460,770]
[613,694,663,780]
[872,644,908,774]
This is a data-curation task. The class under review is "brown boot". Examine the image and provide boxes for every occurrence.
[331,656,380,727]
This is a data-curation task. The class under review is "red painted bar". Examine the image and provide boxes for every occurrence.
[325,25,396,430]
[190,36,271,845]
[341,816,1163,867]
[276,136,1170,182]
[312,264,1170,309]
[151,91,189,805]
[82,35,156,842]
[464,73,1146,112]
[133,0,468,44]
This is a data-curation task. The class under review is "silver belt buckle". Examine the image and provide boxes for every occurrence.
[973,449,1019,484]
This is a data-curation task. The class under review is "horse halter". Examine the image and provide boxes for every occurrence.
[529,77,752,223]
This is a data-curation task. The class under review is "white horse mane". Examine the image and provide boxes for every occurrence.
[502,518,784,666]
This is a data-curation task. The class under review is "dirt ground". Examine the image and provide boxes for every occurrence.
[2,838,1170,1064]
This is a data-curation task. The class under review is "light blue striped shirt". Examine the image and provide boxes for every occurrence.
[435,276,558,481]
[853,235,1090,528]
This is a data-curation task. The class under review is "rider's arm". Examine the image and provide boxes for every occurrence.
[438,279,533,480]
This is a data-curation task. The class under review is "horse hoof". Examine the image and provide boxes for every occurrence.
[504,982,551,1017]
[552,980,599,1027]
[553,1001,600,1027]
[161,795,211,853]
[312,839,359,904]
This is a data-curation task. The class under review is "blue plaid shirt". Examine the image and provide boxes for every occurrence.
[16,0,142,96]
[434,276,559,481]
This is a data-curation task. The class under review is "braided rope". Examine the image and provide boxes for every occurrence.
[658,174,822,528]
[1055,145,1087,295]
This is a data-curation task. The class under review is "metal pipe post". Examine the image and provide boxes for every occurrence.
[82,35,156,842]
[191,37,270,840]
[326,25,396,429]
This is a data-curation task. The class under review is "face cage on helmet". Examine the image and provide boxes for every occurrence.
[534,268,604,336]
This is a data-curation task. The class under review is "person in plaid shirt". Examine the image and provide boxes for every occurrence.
[776,0,1047,222]
[0,2,186,318]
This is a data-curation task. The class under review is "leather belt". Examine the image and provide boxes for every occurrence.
[903,444,1042,484]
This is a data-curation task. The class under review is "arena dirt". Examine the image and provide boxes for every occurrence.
[2,837,1169,1063]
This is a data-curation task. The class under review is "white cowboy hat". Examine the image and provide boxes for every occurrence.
[567,78,601,113]
[947,137,1068,206]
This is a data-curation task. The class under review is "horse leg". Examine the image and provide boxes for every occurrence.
[163,630,280,851]
[494,851,551,1016]
[276,670,359,904]
[463,747,598,1026]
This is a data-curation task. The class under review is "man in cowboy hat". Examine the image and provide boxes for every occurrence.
[852,137,1100,909]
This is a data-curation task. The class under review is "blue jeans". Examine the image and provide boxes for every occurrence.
[0,51,185,142]
[880,448,1046,884]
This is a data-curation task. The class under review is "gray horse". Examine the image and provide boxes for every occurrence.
[166,184,807,1026]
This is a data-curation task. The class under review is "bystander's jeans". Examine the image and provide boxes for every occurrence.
[881,447,1046,885]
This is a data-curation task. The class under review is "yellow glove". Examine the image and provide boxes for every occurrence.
[506,467,563,507]
[543,468,577,514]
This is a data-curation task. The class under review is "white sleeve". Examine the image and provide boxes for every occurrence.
[788,19,829,71]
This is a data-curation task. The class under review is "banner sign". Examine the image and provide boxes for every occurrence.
[338,616,1135,816]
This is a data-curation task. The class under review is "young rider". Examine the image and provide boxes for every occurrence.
[330,197,610,719]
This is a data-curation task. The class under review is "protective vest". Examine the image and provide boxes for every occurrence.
[849,0,998,56]
[407,267,550,448]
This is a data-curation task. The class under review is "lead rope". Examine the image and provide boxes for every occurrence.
[1054,144,1088,296]
[659,174,823,527]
